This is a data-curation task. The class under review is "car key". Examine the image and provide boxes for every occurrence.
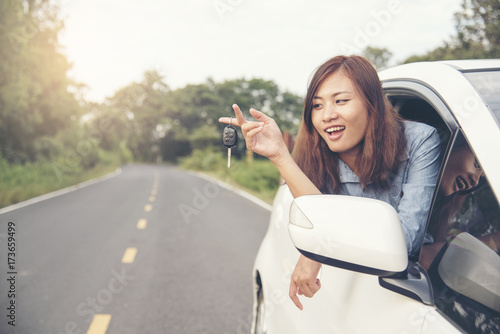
[223,121,238,168]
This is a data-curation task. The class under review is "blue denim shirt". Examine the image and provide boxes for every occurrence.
[333,121,441,256]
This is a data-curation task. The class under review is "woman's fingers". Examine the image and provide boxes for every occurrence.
[289,281,304,311]
[233,104,248,126]
[289,276,321,311]
[249,108,272,123]
[218,104,248,126]
[288,255,322,310]
[243,122,264,136]
[242,123,264,150]
[295,278,317,298]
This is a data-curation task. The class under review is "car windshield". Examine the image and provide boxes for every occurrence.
[463,70,500,126]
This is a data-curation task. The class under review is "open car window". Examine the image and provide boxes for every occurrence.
[421,130,500,333]
[385,85,454,261]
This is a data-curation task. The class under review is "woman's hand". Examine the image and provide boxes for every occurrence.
[219,104,288,163]
[289,255,322,310]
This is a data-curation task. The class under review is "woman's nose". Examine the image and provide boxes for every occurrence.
[323,104,339,121]
[469,171,482,188]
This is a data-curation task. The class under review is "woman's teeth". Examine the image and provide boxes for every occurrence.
[326,126,345,133]
[456,176,467,190]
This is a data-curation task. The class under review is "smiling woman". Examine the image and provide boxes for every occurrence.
[310,72,369,169]
[219,55,442,311]
[294,56,406,191]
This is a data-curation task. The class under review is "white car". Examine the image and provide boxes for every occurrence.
[251,60,500,334]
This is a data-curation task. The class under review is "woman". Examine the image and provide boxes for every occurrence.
[219,55,441,310]
[420,134,486,270]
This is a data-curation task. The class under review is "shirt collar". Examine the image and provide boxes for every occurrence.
[338,159,361,183]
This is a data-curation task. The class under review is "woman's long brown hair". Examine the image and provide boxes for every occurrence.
[292,55,406,193]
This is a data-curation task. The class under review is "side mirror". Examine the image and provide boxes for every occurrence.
[288,195,408,276]
[438,232,500,312]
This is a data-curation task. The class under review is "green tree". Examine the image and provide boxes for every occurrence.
[89,72,303,164]
[97,70,169,162]
[404,0,500,62]
[159,77,303,162]
[0,0,80,163]
[362,46,393,70]
[455,0,500,58]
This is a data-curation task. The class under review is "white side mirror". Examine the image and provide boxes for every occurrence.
[288,195,408,276]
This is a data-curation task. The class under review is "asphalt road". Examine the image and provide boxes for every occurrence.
[0,164,270,334]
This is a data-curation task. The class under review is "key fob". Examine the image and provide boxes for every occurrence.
[223,125,238,148]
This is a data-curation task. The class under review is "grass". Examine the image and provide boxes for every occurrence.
[0,156,121,209]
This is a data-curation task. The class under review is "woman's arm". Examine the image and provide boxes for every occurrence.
[220,105,322,310]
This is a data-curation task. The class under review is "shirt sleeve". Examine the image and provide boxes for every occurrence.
[398,125,441,256]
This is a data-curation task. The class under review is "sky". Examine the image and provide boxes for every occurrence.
[59,0,463,102]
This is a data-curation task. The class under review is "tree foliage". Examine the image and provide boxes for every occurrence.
[404,0,500,62]
[362,46,393,70]
[93,75,304,163]
[0,0,80,163]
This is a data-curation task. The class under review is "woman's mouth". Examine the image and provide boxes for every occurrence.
[455,175,469,191]
[325,126,345,140]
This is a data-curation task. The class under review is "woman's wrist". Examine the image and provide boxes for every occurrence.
[269,145,322,198]
[269,145,293,168]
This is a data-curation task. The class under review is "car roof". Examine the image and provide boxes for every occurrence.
[436,59,500,71]
[378,59,500,83]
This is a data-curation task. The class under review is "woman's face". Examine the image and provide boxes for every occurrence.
[311,71,369,164]
[440,146,484,196]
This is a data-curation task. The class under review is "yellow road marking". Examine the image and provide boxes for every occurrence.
[144,204,153,212]
[149,196,155,202]
[137,219,147,229]
[87,314,111,334]
[121,247,137,263]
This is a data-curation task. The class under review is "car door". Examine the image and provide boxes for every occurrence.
[419,130,500,333]
[384,80,500,333]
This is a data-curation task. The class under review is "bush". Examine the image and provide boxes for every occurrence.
[179,149,226,171]
[180,149,280,203]
[231,159,280,194]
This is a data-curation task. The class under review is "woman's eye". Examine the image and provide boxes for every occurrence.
[336,99,349,104]
[312,104,322,109]
[474,159,481,170]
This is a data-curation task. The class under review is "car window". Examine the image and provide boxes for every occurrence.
[389,95,452,152]
[420,130,500,333]
[463,70,500,125]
